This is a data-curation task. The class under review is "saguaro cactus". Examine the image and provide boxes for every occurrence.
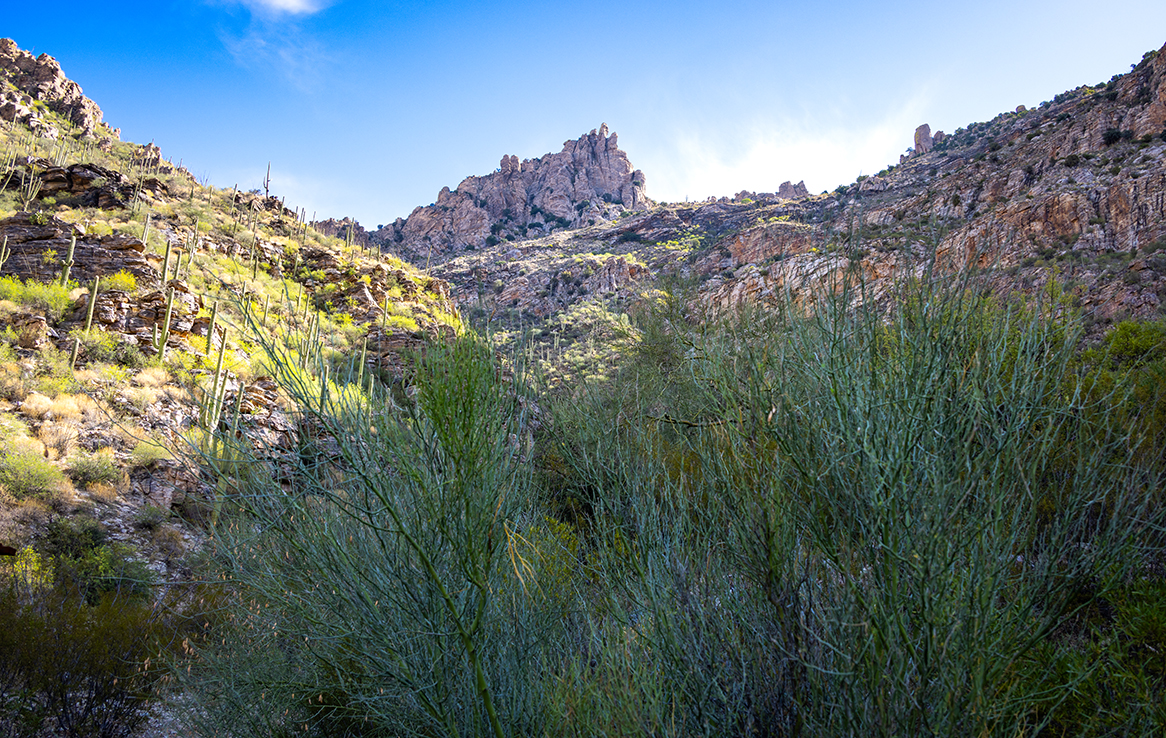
[151,287,175,358]
[83,278,99,332]
[161,241,173,285]
[206,301,219,355]
[58,234,76,287]
[0,235,10,274]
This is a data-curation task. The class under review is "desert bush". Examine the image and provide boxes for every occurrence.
[0,451,68,502]
[128,438,172,468]
[183,335,553,738]
[37,422,79,459]
[67,448,123,489]
[544,275,1164,735]
[0,563,199,738]
[100,270,137,293]
[17,392,53,419]
[132,505,169,531]
[0,276,73,322]
[181,272,1165,737]
[70,328,148,368]
[133,366,170,387]
[39,517,153,603]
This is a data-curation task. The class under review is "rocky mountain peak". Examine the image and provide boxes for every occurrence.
[0,38,107,139]
[373,124,651,262]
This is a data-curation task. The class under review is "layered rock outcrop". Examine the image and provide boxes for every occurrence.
[374,124,651,261]
[0,38,106,137]
[692,41,1166,324]
[0,212,160,288]
[428,42,1166,341]
[311,217,370,247]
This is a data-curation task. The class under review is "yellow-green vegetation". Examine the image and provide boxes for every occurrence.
[2,116,462,736]
[531,297,639,386]
[177,272,1166,737]
[0,276,74,321]
[0,450,69,503]
[100,270,138,292]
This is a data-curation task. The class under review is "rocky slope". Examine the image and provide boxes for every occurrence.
[432,41,1166,353]
[0,38,109,139]
[373,124,651,262]
[0,37,462,597]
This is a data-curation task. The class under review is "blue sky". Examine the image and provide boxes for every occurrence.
[6,2,1166,227]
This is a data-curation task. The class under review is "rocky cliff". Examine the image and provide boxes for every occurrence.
[433,41,1166,352]
[373,124,651,262]
[0,38,108,139]
[690,40,1166,323]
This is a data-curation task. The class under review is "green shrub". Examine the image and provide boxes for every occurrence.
[128,439,172,468]
[179,272,1165,737]
[70,329,148,368]
[184,336,545,738]
[0,580,188,738]
[100,270,138,293]
[0,277,73,322]
[132,505,169,531]
[40,517,107,561]
[0,451,68,501]
[39,517,153,603]
[66,449,123,489]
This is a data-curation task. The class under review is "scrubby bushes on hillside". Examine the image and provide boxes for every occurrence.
[182,274,1166,737]
[0,276,74,322]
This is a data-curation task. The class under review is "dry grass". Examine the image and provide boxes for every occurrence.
[19,393,101,423]
[85,482,121,505]
[153,526,185,559]
[6,434,46,458]
[114,424,153,452]
[133,367,171,387]
[0,495,52,547]
[122,387,162,410]
[38,421,79,459]
[164,385,190,402]
[19,392,53,419]
[75,364,131,387]
[0,363,24,402]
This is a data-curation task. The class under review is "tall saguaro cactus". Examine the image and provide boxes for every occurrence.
[161,241,173,286]
[0,235,10,274]
[151,287,175,359]
[59,235,76,287]
[206,301,219,355]
[83,278,100,332]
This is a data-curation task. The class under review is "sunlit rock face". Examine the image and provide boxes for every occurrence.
[373,124,651,262]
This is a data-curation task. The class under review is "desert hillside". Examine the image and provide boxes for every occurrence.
[1,36,1165,738]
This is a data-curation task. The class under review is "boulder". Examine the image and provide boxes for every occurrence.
[914,124,934,155]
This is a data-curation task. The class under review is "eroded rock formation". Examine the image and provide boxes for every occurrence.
[374,124,651,261]
[0,38,106,137]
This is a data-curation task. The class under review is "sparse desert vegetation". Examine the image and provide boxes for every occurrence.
[1,31,1166,738]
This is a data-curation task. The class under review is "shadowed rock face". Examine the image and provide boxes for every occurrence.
[0,212,160,289]
[0,38,106,137]
[373,124,651,262]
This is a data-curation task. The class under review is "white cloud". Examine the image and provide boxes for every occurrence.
[239,0,332,15]
[218,19,333,90]
[643,96,931,204]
